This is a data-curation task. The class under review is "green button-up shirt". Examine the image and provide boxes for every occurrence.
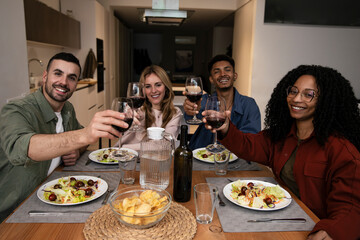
[0,87,83,221]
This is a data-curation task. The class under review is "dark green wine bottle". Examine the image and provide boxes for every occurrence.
[173,125,193,202]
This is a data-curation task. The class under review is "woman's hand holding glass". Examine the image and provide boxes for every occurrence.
[203,96,228,153]
[202,110,231,136]
[131,108,144,126]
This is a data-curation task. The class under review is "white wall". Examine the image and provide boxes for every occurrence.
[39,0,59,11]
[0,0,29,109]
[232,0,255,97]
[251,0,360,128]
[27,44,64,77]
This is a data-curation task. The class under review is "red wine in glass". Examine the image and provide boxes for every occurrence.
[110,97,134,161]
[205,116,225,129]
[186,93,203,103]
[205,96,226,153]
[112,118,133,132]
[128,96,145,109]
[127,82,145,132]
[185,77,203,125]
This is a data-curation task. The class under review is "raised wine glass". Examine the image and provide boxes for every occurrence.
[204,95,226,153]
[185,76,203,125]
[109,97,134,160]
[127,82,145,132]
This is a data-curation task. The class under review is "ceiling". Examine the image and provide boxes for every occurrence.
[112,6,235,33]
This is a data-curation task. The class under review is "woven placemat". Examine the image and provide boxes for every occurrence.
[83,202,197,240]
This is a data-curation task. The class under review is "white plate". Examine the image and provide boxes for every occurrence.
[37,175,108,206]
[223,180,292,211]
[88,147,138,165]
[193,147,238,163]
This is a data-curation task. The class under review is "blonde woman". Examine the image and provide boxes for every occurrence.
[118,65,182,150]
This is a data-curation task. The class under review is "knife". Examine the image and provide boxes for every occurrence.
[95,167,119,170]
[28,210,93,216]
[85,157,92,165]
[247,218,306,223]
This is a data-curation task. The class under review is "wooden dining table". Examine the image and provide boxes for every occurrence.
[0,162,319,240]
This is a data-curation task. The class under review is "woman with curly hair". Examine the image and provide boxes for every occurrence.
[119,65,182,150]
[204,65,360,240]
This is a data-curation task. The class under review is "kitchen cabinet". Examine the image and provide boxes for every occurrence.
[24,0,81,49]
[69,85,97,127]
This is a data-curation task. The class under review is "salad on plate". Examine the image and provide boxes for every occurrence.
[88,148,137,164]
[223,180,291,211]
[193,148,237,163]
[38,176,108,205]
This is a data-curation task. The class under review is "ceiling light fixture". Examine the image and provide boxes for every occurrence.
[141,0,188,26]
[142,9,187,26]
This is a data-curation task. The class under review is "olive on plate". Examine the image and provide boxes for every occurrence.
[75,181,85,188]
[87,179,95,186]
[247,182,254,189]
[85,188,93,196]
[49,193,57,201]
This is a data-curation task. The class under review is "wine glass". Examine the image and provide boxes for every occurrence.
[127,82,145,132]
[204,95,226,153]
[185,76,203,125]
[110,97,134,160]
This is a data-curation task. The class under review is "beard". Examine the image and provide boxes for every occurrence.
[44,78,73,102]
[216,77,234,92]
[217,85,233,92]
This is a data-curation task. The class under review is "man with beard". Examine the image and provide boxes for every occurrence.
[183,54,261,150]
[0,52,129,222]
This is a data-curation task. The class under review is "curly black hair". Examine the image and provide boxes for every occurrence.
[264,65,360,151]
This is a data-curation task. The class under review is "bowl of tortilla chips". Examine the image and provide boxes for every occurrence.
[109,186,172,228]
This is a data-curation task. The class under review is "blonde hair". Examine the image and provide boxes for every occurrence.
[139,65,176,129]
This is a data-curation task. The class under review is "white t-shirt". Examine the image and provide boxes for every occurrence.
[47,112,64,175]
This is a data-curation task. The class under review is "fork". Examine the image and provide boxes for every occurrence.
[102,188,114,204]
[213,189,226,206]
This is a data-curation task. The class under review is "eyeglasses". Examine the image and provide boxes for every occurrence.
[286,86,318,102]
